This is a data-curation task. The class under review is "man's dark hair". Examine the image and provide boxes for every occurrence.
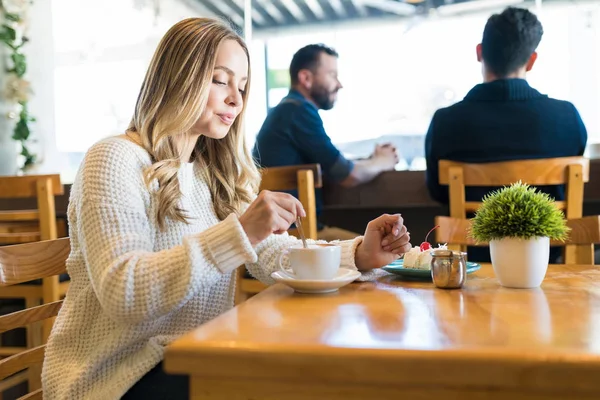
[482,7,543,77]
[289,44,338,85]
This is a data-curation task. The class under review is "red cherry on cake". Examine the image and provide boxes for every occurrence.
[419,241,432,251]
[419,225,439,252]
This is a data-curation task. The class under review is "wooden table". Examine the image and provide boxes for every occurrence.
[165,264,600,399]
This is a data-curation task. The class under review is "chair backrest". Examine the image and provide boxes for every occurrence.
[259,164,322,240]
[0,174,63,244]
[0,238,70,399]
[0,175,65,342]
[436,215,600,264]
[437,157,590,263]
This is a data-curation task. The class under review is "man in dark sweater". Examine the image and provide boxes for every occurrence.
[425,7,587,205]
[425,7,587,262]
[254,44,398,241]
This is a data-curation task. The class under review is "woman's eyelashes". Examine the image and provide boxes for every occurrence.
[212,79,245,96]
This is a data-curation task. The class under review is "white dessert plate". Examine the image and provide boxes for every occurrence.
[382,259,481,281]
[271,268,361,294]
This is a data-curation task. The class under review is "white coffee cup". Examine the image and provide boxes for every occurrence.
[278,244,341,280]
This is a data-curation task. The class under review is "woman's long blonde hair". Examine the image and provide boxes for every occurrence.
[127,18,260,229]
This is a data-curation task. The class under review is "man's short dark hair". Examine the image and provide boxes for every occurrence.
[482,7,543,77]
[289,44,338,85]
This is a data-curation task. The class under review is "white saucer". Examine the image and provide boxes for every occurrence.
[270,268,361,294]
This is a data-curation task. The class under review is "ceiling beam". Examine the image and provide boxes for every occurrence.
[279,0,309,22]
[355,0,416,16]
[338,0,362,17]
[229,0,267,25]
[435,0,524,16]
[222,0,244,18]
[181,0,218,18]
[206,0,245,26]
[302,0,326,19]
[316,0,338,19]
[252,1,279,26]
[329,0,348,17]
[348,0,369,17]
[272,0,304,23]
[254,0,287,24]
[252,12,405,37]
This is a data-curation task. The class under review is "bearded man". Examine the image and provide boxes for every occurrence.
[253,44,398,241]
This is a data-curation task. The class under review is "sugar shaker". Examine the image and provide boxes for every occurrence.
[430,249,467,289]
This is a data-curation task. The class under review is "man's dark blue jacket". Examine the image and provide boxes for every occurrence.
[426,78,587,204]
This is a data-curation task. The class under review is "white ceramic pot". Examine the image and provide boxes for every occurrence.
[489,236,550,288]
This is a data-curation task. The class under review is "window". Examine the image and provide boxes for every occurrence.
[260,2,600,169]
[51,0,600,179]
[52,0,202,181]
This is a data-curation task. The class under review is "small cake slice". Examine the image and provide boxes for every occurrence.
[402,225,447,270]
[403,245,448,270]
[403,247,421,269]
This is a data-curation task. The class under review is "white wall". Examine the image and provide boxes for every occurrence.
[27,0,58,173]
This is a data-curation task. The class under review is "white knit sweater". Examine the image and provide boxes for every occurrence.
[41,137,362,399]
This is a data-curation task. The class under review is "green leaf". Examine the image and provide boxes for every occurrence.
[11,52,26,76]
[5,13,21,22]
[21,145,36,168]
[0,24,16,42]
[13,117,30,141]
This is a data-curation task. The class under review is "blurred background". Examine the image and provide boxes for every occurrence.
[21,0,600,181]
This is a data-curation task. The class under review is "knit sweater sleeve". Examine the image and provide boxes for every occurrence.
[74,139,257,324]
[245,233,363,284]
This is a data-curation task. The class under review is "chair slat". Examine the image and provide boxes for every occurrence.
[0,370,28,392]
[0,210,40,221]
[565,216,600,244]
[435,216,600,247]
[0,238,69,397]
[0,222,41,233]
[0,238,70,285]
[0,347,27,356]
[37,178,58,242]
[0,175,63,199]
[18,388,43,400]
[297,170,318,240]
[439,157,590,186]
[0,285,42,299]
[0,232,41,244]
[0,345,44,381]
[260,164,322,191]
[0,301,63,334]
[435,217,477,246]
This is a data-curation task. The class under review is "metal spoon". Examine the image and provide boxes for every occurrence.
[296,216,308,248]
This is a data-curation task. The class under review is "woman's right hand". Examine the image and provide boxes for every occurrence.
[239,190,306,246]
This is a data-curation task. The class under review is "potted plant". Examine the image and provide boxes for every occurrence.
[470,182,569,288]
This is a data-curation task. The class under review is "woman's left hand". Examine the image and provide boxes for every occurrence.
[355,214,411,271]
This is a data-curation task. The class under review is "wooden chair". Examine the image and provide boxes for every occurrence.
[436,157,590,264]
[0,175,64,245]
[235,164,322,304]
[0,175,69,356]
[0,238,70,398]
[436,215,600,264]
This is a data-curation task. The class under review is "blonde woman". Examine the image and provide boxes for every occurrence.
[42,18,411,399]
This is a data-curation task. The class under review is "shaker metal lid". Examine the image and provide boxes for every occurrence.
[431,249,468,257]
[431,249,452,257]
